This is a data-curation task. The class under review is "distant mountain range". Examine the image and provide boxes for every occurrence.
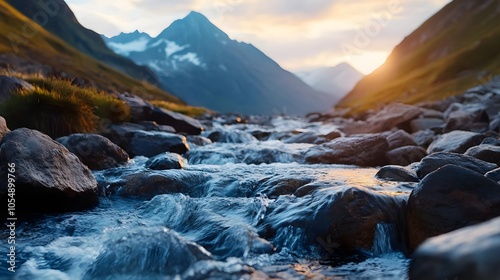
[0,0,181,103]
[104,11,334,115]
[338,0,500,114]
[295,63,364,103]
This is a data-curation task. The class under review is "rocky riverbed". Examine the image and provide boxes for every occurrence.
[1,77,500,279]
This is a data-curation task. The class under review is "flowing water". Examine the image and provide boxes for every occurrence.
[1,116,412,279]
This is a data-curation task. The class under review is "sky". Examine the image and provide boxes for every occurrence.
[65,0,452,75]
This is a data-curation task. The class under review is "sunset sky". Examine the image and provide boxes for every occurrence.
[66,0,451,75]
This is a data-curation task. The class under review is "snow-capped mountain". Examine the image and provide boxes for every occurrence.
[103,11,334,115]
[296,63,364,102]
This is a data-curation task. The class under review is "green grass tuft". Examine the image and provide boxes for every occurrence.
[151,100,210,117]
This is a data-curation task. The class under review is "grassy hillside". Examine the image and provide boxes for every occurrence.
[0,0,182,103]
[337,0,500,114]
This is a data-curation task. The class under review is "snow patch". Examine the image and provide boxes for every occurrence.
[165,40,189,57]
[174,52,202,66]
[107,37,150,55]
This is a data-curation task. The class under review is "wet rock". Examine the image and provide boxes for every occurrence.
[407,165,500,251]
[85,227,212,279]
[56,134,129,170]
[284,131,326,144]
[150,107,203,135]
[0,75,33,102]
[0,128,98,213]
[109,129,188,157]
[386,130,417,150]
[145,152,184,170]
[305,135,389,167]
[341,103,421,135]
[386,146,427,166]
[0,116,9,139]
[427,130,485,154]
[482,137,500,146]
[415,152,497,178]
[118,94,153,122]
[409,118,444,133]
[444,103,489,132]
[260,187,404,254]
[250,130,272,141]
[410,217,500,280]
[255,176,314,198]
[485,168,500,182]
[376,165,419,183]
[138,121,176,133]
[207,129,256,143]
[465,144,500,165]
[186,135,212,146]
[411,130,436,148]
[102,170,209,198]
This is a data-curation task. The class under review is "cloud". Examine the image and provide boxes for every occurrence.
[65,0,452,74]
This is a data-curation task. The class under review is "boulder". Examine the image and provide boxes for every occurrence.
[427,130,485,154]
[130,131,189,157]
[56,134,129,170]
[0,75,33,102]
[207,129,256,143]
[259,187,404,254]
[411,130,436,148]
[0,128,98,214]
[341,103,421,135]
[386,130,417,150]
[407,165,500,251]
[0,116,10,139]
[415,152,497,178]
[485,168,500,182]
[375,165,419,182]
[186,135,212,146]
[118,94,153,122]
[465,144,500,165]
[410,217,500,280]
[145,152,184,170]
[443,103,489,132]
[409,118,444,133]
[150,107,203,135]
[386,146,427,166]
[305,135,389,167]
[85,227,212,279]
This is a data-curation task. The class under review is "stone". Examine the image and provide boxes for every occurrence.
[443,103,489,132]
[386,146,427,166]
[376,165,419,182]
[150,107,203,135]
[410,217,500,280]
[427,130,485,154]
[411,130,436,148]
[409,118,444,133]
[145,152,184,170]
[130,131,189,157]
[482,137,500,146]
[186,135,212,146]
[386,130,417,150]
[305,135,389,167]
[485,168,500,182]
[0,128,98,214]
[0,116,10,139]
[407,165,500,251]
[415,152,497,179]
[57,134,129,170]
[260,187,404,254]
[0,75,33,102]
[207,129,256,143]
[465,144,500,165]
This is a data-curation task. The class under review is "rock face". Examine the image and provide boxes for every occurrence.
[0,128,98,213]
[407,165,500,251]
[427,130,485,154]
[85,227,212,279]
[415,152,497,179]
[305,135,389,167]
[145,152,184,170]
[260,187,404,253]
[410,217,500,280]
[57,134,129,170]
[0,75,33,102]
[0,116,10,139]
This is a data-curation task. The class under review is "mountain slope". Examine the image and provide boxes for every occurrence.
[0,0,182,103]
[105,11,334,115]
[337,0,500,114]
[6,0,164,89]
[296,63,364,102]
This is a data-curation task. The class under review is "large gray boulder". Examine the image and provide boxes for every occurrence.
[415,152,497,179]
[427,130,485,154]
[407,165,500,251]
[0,128,98,213]
[410,217,500,280]
[57,134,129,170]
[305,135,389,167]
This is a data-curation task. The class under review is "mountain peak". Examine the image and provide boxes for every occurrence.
[184,11,210,22]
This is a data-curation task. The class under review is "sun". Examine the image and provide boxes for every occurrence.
[348,51,390,75]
